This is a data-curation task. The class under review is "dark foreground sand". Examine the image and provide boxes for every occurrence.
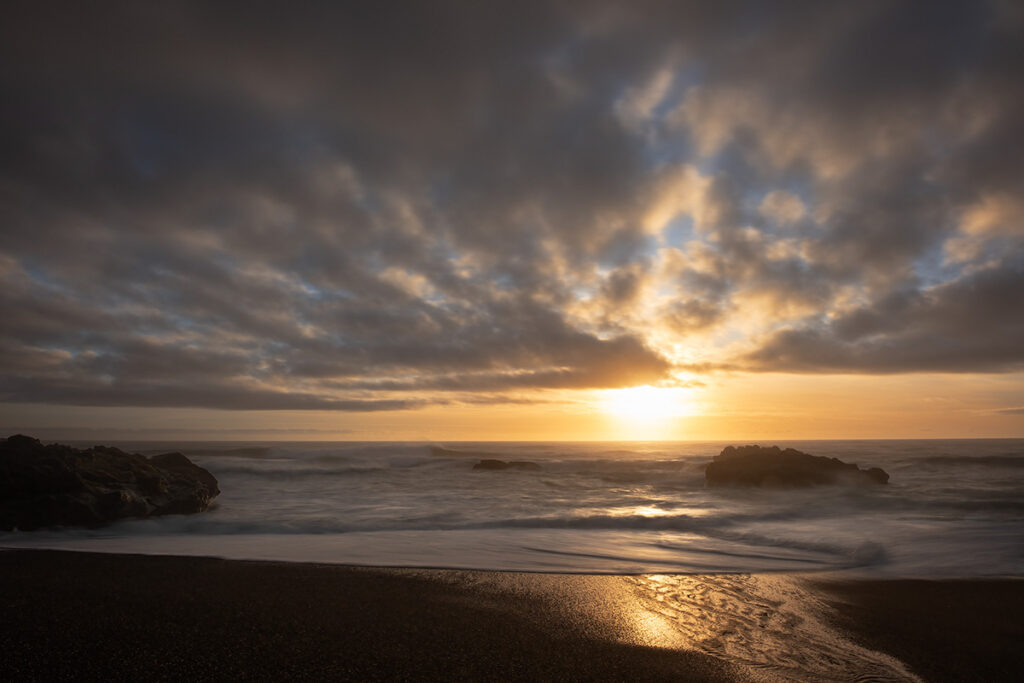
[1,550,1021,682]
[809,577,1024,683]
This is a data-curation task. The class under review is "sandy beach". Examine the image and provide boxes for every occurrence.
[2,550,1021,681]
[809,576,1024,683]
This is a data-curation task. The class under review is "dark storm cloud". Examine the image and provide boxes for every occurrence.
[1,1,1023,410]
[744,258,1024,373]
[0,374,419,411]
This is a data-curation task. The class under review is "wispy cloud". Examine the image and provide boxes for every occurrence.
[996,407,1024,416]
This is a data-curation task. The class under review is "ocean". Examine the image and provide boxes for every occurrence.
[3,440,1023,577]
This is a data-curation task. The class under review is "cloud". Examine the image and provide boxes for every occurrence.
[759,191,806,225]
[0,373,423,412]
[660,299,724,333]
[743,258,1024,373]
[0,1,1022,412]
[615,64,676,132]
[996,407,1024,415]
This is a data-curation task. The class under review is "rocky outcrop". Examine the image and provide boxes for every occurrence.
[0,434,220,531]
[705,445,889,488]
[472,459,542,471]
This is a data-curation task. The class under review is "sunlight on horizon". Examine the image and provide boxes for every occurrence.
[596,385,699,439]
[599,385,699,419]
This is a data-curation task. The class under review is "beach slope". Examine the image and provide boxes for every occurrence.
[2,550,1022,681]
[0,550,734,681]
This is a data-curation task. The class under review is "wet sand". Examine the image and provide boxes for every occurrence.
[1,550,1022,681]
[808,576,1024,683]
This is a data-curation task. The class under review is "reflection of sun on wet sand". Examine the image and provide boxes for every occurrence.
[626,574,919,681]
[3,550,1023,681]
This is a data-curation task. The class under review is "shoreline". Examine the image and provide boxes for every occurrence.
[2,549,1022,681]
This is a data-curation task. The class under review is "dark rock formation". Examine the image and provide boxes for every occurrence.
[705,445,889,488]
[0,434,220,531]
[472,459,542,471]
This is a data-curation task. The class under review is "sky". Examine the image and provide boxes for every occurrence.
[2,1,1023,441]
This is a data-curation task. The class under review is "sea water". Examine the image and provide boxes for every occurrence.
[3,440,1023,577]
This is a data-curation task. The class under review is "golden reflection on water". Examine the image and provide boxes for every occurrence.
[625,574,726,648]
[603,504,715,518]
[615,574,698,649]
[621,573,921,683]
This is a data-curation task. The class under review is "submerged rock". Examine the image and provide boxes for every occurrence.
[472,459,542,471]
[0,434,220,531]
[705,445,888,488]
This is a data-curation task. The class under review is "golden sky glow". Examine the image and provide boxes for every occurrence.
[6,369,1023,441]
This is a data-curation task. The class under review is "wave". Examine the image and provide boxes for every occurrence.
[25,509,859,543]
[179,446,274,458]
[0,511,728,538]
[944,499,1024,514]
[918,453,1024,468]
[2,512,891,574]
[429,445,508,459]
[198,462,493,479]
[206,464,392,477]
[201,454,709,478]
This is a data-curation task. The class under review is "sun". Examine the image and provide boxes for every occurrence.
[599,385,698,420]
